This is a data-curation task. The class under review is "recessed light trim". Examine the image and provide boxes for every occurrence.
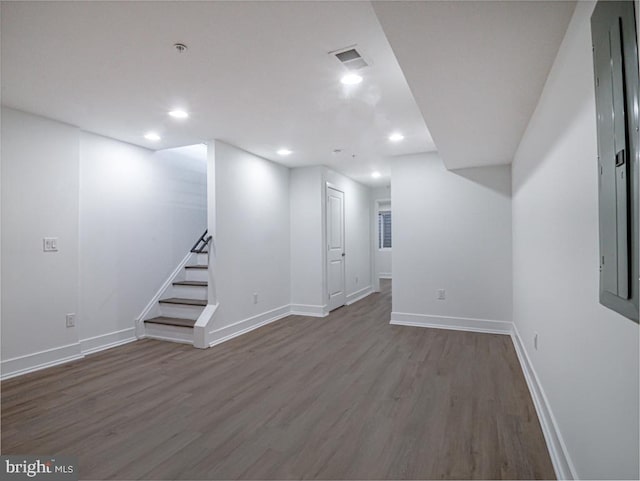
[340,73,363,85]
[144,132,161,141]
[371,171,382,179]
[277,148,292,156]
[389,132,404,142]
[169,109,189,119]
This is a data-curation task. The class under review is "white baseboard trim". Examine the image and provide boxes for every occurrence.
[289,303,329,317]
[80,328,137,356]
[1,342,83,381]
[510,325,576,480]
[209,305,291,348]
[378,273,392,279]
[390,312,574,480]
[1,306,573,481]
[1,328,139,380]
[390,311,512,335]
[346,286,374,306]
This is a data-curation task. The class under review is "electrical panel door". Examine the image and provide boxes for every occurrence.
[591,1,639,322]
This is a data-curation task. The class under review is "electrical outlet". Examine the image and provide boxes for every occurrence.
[66,313,75,328]
[437,289,446,300]
[43,237,59,252]
[534,332,539,350]
[253,293,258,304]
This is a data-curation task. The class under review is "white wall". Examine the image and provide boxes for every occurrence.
[79,133,207,345]
[290,166,324,309]
[1,108,81,364]
[0,0,3,374]
[392,153,512,325]
[289,166,373,311]
[1,108,207,376]
[512,2,639,479]
[1,12,3,357]
[211,140,291,329]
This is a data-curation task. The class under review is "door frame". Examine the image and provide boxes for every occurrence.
[323,182,346,312]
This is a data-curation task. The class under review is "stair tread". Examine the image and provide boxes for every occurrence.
[173,280,208,287]
[159,297,207,306]
[144,316,196,328]
[185,265,207,269]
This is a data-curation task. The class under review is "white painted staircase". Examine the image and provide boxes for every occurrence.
[136,231,217,348]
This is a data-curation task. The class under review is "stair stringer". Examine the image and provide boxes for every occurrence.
[193,303,219,349]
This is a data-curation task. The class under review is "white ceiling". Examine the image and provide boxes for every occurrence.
[0,1,435,186]
[2,1,577,180]
[373,1,575,170]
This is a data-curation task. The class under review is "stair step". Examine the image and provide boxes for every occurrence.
[173,280,208,287]
[185,265,207,270]
[144,316,196,328]
[159,297,207,307]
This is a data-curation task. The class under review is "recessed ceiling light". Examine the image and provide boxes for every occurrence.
[277,148,292,156]
[371,171,382,179]
[144,132,161,141]
[168,109,189,119]
[389,132,404,142]
[340,73,363,85]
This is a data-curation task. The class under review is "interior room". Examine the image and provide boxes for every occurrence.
[1,1,638,480]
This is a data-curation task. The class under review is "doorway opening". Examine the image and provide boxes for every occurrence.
[373,196,392,293]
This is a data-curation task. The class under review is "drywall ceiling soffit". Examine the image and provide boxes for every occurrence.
[1,1,436,186]
[372,0,576,169]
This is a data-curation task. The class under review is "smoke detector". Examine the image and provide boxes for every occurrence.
[174,43,188,53]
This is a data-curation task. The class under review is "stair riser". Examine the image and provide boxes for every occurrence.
[195,253,209,266]
[172,285,208,300]
[159,303,204,320]
[144,323,194,345]
[185,268,208,282]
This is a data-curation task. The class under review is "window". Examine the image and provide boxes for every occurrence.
[378,210,392,249]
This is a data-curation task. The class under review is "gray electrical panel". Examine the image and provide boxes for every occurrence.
[591,1,639,322]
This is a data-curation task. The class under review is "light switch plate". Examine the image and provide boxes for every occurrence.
[43,237,58,252]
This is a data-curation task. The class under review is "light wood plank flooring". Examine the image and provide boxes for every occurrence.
[1,280,554,479]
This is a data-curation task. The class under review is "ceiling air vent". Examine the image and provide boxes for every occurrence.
[332,46,369,71]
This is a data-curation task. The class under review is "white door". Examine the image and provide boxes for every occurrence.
[327,186,346,311]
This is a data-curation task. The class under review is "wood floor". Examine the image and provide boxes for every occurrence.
[1,280,555,480]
